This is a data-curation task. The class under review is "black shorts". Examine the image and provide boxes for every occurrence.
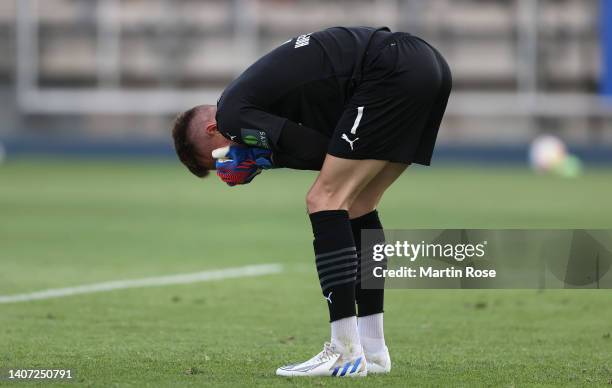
[327,33,452,165]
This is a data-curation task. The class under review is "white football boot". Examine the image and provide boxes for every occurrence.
[364,345,391,374]
[276,342,367,377]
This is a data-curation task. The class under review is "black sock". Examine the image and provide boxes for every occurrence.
[310,210,357,322]
[351,210,385,317]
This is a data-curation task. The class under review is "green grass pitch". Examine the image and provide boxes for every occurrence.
[1,160,611,387]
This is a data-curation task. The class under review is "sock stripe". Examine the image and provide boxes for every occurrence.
[316,253,358,268]
[322,277,356,291]
[315,247,356,260]
[320,268,357,285]
[317,261,357,276]
[317,257,356,272]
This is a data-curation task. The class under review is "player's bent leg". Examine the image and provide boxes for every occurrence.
[306,155,387,213]
[306,156,388,326]
[277,156,386,378]
[348,162,408,374]
[348,163,409,219]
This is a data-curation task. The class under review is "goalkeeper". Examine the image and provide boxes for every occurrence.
[171,26,451,377]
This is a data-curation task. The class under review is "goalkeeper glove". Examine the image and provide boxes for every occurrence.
[215,146,273,186]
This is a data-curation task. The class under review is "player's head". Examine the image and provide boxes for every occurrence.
[171,105,230,178]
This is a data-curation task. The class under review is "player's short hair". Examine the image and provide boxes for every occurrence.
[172,107,210,178]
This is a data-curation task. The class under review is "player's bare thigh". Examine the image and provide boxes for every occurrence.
[348,162,409,219]
[306,155,387,214]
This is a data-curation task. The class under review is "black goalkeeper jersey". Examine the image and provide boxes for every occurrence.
[216,26,391,150]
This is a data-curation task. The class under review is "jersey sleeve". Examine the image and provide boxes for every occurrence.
[216,100,286,150]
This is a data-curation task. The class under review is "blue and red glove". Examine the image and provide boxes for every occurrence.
[215,146,273,186]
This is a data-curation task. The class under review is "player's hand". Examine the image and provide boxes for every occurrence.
[216,157,261,186]
[214,146,273,186]
[226,146,274,170]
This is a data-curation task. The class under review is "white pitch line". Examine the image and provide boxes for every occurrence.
[0,264,282,304]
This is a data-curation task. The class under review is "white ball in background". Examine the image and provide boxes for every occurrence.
[529,135,567,172]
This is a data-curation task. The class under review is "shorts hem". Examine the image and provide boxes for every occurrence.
[327,150,431,166]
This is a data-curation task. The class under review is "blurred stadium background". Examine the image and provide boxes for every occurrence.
[0,0,611,162]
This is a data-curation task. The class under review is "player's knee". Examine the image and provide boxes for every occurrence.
[305,187,337,213]
[306,184,352,213]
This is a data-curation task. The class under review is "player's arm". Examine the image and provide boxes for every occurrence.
[217,104,328,171]
[213,121,329,186]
